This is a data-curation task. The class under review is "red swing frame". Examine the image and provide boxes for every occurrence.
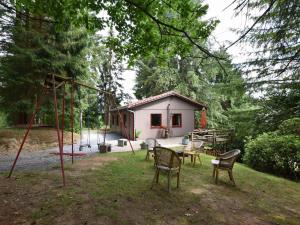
[7,74,134,186]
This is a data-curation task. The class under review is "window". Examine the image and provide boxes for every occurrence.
[172,114,182,127]
[151,114,162,128]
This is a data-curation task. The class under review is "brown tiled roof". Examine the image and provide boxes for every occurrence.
[111,91,207,111]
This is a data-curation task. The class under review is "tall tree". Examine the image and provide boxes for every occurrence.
[134,48,247,128]
[253,80,300,133]
[228,0,300,80]
[0,0,222,68]
[0,4,91,125]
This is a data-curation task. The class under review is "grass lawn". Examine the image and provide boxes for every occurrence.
[1,150,300,225]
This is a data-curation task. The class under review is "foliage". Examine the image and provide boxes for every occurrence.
[227,104,260,158]
[89,35,131,106]
[0,111,7,127]
[0,0,222,67]
[252,82,300,134]
[278,117,300,136]
[244,132,300,179]
[134,48,248,128]
[134,129,141,138]
[0,8,91,126]
[232,0,300,79]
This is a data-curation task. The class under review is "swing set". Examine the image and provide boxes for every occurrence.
[7,74,134,186]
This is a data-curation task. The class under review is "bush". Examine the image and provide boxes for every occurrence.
[244,132,300,179]
[0,111,7,127]
[278,117,300,136]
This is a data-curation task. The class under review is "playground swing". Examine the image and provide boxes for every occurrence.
[96,92,111,153]
[79,109,92,151]
[96,109,104,149]
[78,89,92,151]
[7,74,135,186]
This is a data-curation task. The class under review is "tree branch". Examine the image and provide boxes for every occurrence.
[0,1,56,24]
[226,0,276,49]
[124,0,228,75]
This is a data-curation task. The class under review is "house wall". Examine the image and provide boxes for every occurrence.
[134,96,199,139]
[110,110,134,140]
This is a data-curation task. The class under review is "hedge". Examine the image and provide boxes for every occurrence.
[244,132,300,179]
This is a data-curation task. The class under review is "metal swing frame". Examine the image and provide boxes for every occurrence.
[7,74,135,186]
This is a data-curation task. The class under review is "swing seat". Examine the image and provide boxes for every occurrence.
[50,152,86,156]
[79,144,91,151]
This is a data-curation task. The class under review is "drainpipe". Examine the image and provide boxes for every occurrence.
[167,104,170,138]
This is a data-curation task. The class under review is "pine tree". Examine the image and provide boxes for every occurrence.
[0,6,91,125]
[134,48,247,128]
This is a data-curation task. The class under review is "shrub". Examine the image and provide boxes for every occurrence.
[0,111,7,127]
[135,130,141,138]
[244,132,300,179]
[278,117,300,136]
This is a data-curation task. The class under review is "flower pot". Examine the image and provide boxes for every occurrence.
[98,143,111,153]
[182,138,189,145]
[140,143,148,150]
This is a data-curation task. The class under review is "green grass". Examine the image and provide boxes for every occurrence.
[1,150,300,225]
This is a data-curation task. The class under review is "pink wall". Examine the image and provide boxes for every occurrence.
[110,111,134,140]
[134,96,199,139]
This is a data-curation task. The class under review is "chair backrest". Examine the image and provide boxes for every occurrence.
[222,149,241,168]
[145,138,158,149]
[192,140,204,151]
[153,147,181,169]
[184,140,204,151]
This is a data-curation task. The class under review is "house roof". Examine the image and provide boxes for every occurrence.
[111,91,207,111]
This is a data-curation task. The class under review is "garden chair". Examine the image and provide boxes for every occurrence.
[183,140,204,166]
[151,147,181,192]
[145,138,160,160]
[211,149,240,185]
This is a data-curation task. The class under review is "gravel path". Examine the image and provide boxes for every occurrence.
[0,132,123,172]
[0,131,184,173]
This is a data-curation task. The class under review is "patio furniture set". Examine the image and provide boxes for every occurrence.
[146,129,240,192]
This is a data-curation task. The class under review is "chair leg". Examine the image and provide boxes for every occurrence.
[168,171,171,192]
[228,170,231,180]
[151,168,158,189]
[212,167,216,178]
[156,169,160,183]
[176,172,180,188]
[215,169,219,184]
[197,154,202,166]
[145,150,149,160]
[229,170,235,185]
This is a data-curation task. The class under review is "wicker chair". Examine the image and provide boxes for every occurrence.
[151,147,181,192]
[145,138,160,160]
[211,149,241,185]
[184,140,204,166]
